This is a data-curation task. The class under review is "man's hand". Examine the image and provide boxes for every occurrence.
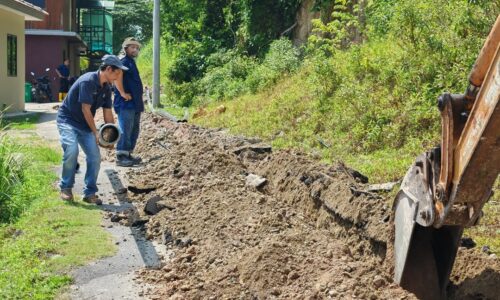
[121,93,132,101]
[102,144,115,150]
[94,131,115,149]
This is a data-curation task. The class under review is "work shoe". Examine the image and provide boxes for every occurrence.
[128,154,142,164]
[116,154,134,167]
[60,189,74,201]
[83,194,103,205]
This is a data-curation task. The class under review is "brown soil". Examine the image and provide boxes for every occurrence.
[111,113,499,299]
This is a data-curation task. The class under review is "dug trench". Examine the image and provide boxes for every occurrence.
[101,112,499,299]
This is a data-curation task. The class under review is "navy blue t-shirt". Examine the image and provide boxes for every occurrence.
[57,71,112,131]
[57,64,70,77]
[114,55,144,112]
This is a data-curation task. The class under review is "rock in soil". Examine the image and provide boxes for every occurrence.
[245,173,267,188]
[144,195,163,215]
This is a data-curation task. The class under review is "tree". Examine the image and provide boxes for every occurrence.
[112,0,154,54]
[159,0,302,83]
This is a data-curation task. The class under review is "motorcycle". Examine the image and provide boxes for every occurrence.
[30,68,53,103]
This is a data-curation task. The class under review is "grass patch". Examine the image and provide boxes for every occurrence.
[1,113,40,130]
[0,135,115,299]
[344,146,420,183]
[0,137,60,222]
[192,72,428,183]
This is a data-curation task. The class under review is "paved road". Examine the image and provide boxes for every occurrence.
[25,103,161,300]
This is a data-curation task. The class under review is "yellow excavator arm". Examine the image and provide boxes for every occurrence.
[393,15,500,300]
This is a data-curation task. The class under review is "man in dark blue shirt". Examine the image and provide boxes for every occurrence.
[57,55,128,204]
[56,59,70,102]
[114,37,144,167]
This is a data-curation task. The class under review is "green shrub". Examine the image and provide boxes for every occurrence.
[0,114,61,223]
[170,81,199,107]
[194,38,301,103]
[246,38,301,92]
[168,41,208,83]
[0,122,25,222]
[304,0,498,153]
[198,50,257,101]
[262,38,301,73]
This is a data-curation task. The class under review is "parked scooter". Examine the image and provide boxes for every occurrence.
[30,68,53,103]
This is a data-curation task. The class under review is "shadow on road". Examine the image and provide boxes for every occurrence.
[103,168,161,269]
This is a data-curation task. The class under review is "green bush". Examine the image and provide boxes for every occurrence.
[305,0,498,153]
[168,41,208,83]
[170,81,199,107]
[0,115,60,223]
[0,123,25,222]
[198,50,257,101]
[191,39,301,104]
[246,38,301,92]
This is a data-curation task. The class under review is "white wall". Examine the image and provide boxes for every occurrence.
[0,9,26,113]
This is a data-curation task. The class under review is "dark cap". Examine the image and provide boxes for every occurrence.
[101,54,129,71]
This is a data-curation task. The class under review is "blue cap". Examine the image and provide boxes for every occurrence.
[101,55,128,71]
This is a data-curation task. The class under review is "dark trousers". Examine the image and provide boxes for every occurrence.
[116,109,141,156]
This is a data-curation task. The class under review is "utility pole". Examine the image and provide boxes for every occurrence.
[152,0,160,108]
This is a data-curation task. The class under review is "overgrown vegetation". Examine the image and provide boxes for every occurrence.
[137,0,303,106]
[0,118,115,298]
[159,0,301,81]
[113,0,154,54]
[138,0,498,182]
[0,113,45,221]
[0,135,24,222]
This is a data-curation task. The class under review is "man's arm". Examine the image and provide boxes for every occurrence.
[82,103,99,144]
[55,68,63,78]
[114,70,132,101]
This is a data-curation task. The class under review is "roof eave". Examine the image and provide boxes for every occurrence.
[0,0,48,21]
[25,29,88,47]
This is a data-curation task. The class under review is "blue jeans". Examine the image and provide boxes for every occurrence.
[116,109,141,156]
[57,122,101,197]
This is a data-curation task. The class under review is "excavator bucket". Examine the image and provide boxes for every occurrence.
[394,15,500,299]
[393,158,463,300]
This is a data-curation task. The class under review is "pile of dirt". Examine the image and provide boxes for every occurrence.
[113,113,498,299]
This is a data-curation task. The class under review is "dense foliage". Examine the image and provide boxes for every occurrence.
[0,118,62,223]
[0,131,24,222]
[158,0,302,83]
[305,0,498,153]
[113,0,154,54]
[137,0,499,180]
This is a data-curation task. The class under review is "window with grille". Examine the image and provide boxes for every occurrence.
[7,34,17,77]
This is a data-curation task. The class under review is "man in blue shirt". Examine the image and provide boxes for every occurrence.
[56,59,70,102]
[114,37,144,167]
[57,55,128,204]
